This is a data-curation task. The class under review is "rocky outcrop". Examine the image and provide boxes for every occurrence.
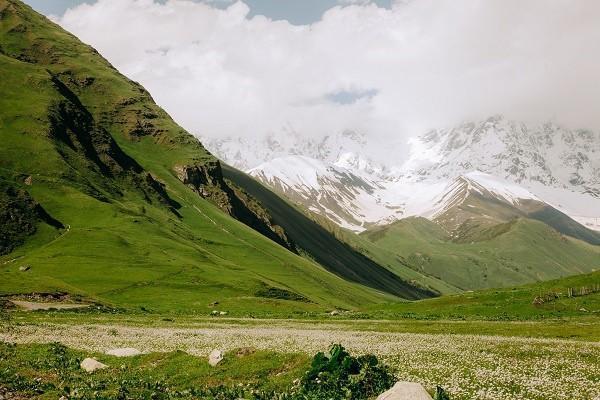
[174,161,295,251]
[0,182,64,255]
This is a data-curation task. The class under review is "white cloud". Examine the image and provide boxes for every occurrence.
[56,0,600,162]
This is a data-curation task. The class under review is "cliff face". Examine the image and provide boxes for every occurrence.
[174,162,294,251]
[0,182,64,255]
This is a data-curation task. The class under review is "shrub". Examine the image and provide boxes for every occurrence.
[297,344,394,399]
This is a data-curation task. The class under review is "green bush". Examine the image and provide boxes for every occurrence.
[296,344,395,399]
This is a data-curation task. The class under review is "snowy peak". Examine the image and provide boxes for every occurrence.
[248,155,398,232]
[403,115,600,192]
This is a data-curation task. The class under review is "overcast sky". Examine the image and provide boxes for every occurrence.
[29,0,600,158]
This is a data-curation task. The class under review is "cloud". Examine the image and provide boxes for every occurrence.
[55,0,600,162]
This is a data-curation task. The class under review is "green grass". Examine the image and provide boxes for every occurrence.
[362,269,600,322]
[0,341,310,399]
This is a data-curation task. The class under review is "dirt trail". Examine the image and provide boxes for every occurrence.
[9,301,89,311]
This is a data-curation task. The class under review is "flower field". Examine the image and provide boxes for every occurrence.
[2,321,598,399]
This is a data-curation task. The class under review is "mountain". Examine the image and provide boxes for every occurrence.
[208,116,600,235]
[400,115,600,231]
[205,129,388,177]
[0,0,434,313]
[247,156,401,231]
[206,114,600,291]
[223,164,435,298]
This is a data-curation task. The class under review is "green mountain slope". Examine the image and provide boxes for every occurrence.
[360,216,600,291]
[0,0,417,313]
[222,165,435,299]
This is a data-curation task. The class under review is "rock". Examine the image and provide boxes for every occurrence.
[80,357,108,372]
[329,310,340,316]
[19,265,31,272]
[219,311,228,316]
[208,349,224,366]
[24,176,33,186]
[211,310,220,316]
[105,347,142,357]
[580,308,589,312]
[377,382,433,400]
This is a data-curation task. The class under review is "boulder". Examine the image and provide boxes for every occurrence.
[80,357,108,373]
[105,347,142,357]
[19,265,31,272]
[208,349,224,366]
[377,382,433,400]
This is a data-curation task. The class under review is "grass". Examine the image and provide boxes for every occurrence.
[0,341,311,399]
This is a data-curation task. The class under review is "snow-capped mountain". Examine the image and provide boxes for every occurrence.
[399,116,600,230]
[204,116,600,233]
[248,156,402,231]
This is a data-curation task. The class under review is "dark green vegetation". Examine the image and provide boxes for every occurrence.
[299,344,394,399]
[0,342,405,400]
[0,0,433,314]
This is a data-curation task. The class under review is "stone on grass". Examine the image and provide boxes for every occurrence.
[208,349,224,366]
[80,357,108,372]
[19,265,31,272]
[105,347,142,357]
[377,381,433,400]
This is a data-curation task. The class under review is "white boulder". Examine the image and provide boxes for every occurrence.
[80,358,108,373]
[208,349,224,366]
[377,381,433,400]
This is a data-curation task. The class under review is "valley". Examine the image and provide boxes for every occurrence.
[1,1,599,399]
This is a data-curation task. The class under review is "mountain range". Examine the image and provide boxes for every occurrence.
[206,116,600,234]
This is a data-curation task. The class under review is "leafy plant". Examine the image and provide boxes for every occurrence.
[298,344,394,399]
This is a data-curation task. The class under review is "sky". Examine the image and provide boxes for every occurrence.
[24,0,600,161]
[24,0,393,25]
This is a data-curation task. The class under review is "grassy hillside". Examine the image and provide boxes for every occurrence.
[363,270,600,321]
[222,165,436,299]
[360,217,600,291]
[0,0,414,314]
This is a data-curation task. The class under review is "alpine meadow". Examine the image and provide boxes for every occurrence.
[1,1,599,400]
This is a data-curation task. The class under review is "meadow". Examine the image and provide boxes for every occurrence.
[1,312,599,400]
